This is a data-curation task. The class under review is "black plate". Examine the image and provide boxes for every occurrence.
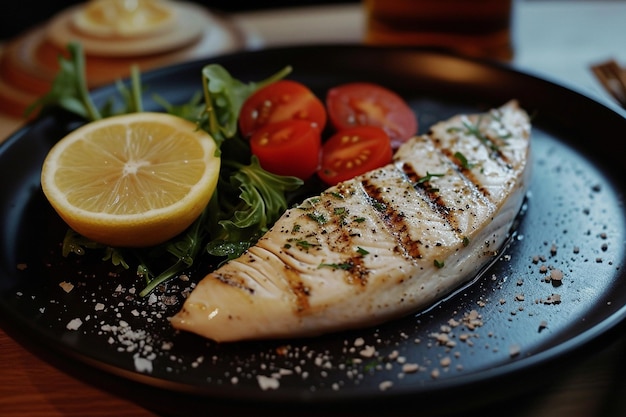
[1,45,625,415]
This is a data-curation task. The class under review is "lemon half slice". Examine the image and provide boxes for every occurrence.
[41,112,220,247]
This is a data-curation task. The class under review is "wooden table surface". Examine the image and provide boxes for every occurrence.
[1,2,626,416]
[0,327,156,417]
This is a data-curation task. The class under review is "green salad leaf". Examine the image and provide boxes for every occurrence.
[198,63,292,145]
[207,156,302,262]
[26,43,146,120]
[26,43,101,121]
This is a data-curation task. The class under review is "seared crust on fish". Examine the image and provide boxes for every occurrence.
[171,100,531,342]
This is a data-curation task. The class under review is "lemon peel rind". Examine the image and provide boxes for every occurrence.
[46,169,219,247]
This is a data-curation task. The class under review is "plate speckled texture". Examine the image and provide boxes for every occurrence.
[0,45,624,414]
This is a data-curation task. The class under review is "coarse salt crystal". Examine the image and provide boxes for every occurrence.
[550,269,564,282]
[257,375,280,390]
[66,318,83,330]
[379,381,393,391]
[402,363,419,373]
[359,345,376,358]
[134,356,153,373]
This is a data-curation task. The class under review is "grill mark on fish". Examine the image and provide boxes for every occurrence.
[315,196,372,288]
[484,108,518,167]
[214,272,255,295]
[432,113,515,170]
[484,133,512,167]
[319,255,369,287]
[437,146,492,200]
[285,189,374,293]
[360,174,423,260]
[398,151,497,241]
[399,161,462,233]
[456,114,512,165]
[428,118,514,201]
[282,263,311,313]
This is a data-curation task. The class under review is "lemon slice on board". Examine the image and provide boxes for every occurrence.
[41,112,220,248]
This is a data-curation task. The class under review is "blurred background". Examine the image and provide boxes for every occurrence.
[5,0,623,41]
[0,0,358,40]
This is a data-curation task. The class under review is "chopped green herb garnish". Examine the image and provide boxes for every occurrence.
[307,212,327,224]
[319,262,353,270]
[356,247,369,256]
[333,206,349,225]
[465,118,499,151]
[454,152,476,170]
[296,240,318,249]
[446,117,500,152]
[434,259,445,268]
[417,171,445,184]
[489,111,514,140]
[372,201,387,211]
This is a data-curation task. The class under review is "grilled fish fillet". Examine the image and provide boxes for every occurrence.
[171,100,531,342]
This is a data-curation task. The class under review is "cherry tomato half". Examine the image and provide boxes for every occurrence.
[250,119,322,180]
[317,126,392,186]
[239,80,327,138]
[326,82,417,149]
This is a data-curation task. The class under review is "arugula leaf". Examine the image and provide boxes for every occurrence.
[137,207,209,297]
[26,43,102,121]
[112,66,144,114]
[62,230,129,268]
[206,156,303,261]
[198,64,292,145]
[152,91,204,121]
